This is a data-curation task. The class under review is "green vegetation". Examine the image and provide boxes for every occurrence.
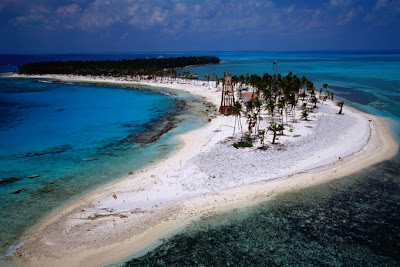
[233,141,253,149]
[338,101,344,114]
[301,110,309,121]
[269,123,285,144]
[228,71,332,147]
[18,56,220,76]
[232,101,243,136]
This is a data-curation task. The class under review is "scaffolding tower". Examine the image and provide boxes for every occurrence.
[272,60,279,95]
[219,72,235,115]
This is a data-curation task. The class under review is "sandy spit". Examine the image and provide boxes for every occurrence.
[6,74,399,267]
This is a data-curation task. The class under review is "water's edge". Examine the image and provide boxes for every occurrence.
[0,77,217,260]
[124,151,400,266]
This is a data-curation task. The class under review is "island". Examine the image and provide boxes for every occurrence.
[18,56,221,76]
[7,58,398,266]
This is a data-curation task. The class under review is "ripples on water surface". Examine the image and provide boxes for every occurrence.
[0,75,208,257]
[124,51,400,266]
[0,51,399,265]
[125,155,400,266]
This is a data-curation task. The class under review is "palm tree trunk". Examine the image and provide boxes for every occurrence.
[293,106,296,123]
[239,115,243,136]
[272,131,276,144]
[285,107,288,125]
[233,115,237,136]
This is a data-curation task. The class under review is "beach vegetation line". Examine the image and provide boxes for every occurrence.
[18,56,220,76]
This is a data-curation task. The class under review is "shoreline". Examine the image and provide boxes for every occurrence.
[6,74,399,266]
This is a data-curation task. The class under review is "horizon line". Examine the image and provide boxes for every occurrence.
[1,49,400,55]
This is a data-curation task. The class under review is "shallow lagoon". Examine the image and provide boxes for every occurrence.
[1,51,399,265]
[0,76,210,257]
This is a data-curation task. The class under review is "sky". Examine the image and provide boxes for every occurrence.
[1,0,400,53]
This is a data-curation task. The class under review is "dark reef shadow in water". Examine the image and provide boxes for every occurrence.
[332,85,379,105]
[2,145,73,160]
[50,80,218,148]
[109,99,187,148]
[125,154,400,266]
[0,79,219,261]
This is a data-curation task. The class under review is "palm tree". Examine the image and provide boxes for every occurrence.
[193,73,199,84]
[262,73,271,86]
[215,75,220,88]
[245,73,250,86]
[301,109,309,120]
[171,69,178,81]
[322,83,328,99]
[288,93,297,123]
[238,74,245,88]
[267,98,276,123]
[183,71,191,80]
[300,90,307,103]
[277,96,287,124]
[261,88,272,104]
[306,80,314,92]
[301,76,307,91]
[311,96,318,109]
[232,75,239,89]
[321,84,329,105]
[204,74,210,86]
[269,123,284,144]
[245,99,256,134]
[254,97,263,132]
[258,130,266,146]
[250,74,261,90]
[232,101,243,136]
[338,101,344,114]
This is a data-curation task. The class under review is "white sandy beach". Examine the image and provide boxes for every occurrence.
[8,74,399,267]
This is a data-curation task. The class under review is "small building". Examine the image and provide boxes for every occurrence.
[241,92,258,103]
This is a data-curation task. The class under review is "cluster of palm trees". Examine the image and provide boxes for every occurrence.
[168,70,332,147]
[227,72,330,146]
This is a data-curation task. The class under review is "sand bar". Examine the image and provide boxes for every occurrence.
[6,74,399,267]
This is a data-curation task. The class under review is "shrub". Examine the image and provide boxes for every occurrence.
[233,141,253,149]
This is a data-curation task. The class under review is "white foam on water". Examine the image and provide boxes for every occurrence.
[38,79,54,83]
[0,240,26,259]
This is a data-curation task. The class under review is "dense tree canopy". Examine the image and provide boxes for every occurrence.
[18,56,220,76]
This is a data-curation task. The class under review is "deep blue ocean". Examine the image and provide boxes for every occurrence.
[0,51,399,265]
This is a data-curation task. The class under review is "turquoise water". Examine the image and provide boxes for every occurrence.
[124,51,400,266]
[0,75,209,257]
[0,78,171,157]
[1,51,399,265]
[184,51,400,125]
